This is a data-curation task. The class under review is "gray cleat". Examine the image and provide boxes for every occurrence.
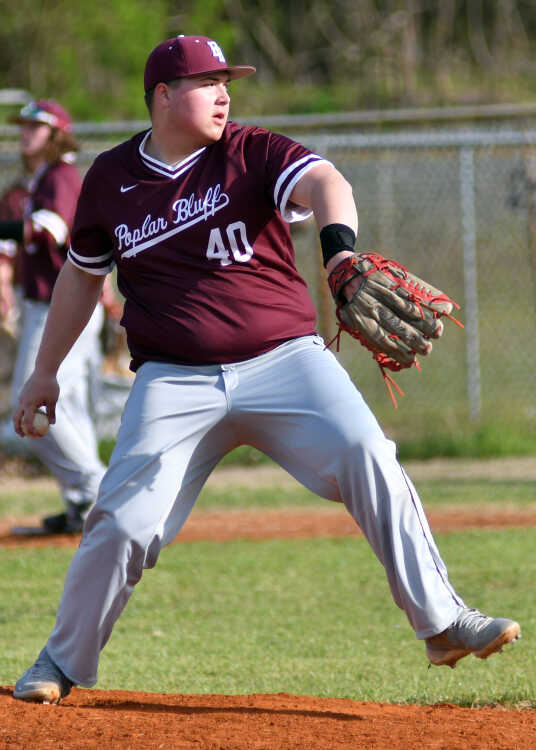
[13,647,73,704]
[426,608,521,668]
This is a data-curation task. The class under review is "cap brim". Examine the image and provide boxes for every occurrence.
[188,65,256,81]
[7,114,29,125]
[8,113,55,127]
[226,65,256,80]
[7,113,73,135]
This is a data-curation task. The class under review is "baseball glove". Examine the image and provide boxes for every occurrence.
[327,251,463,406]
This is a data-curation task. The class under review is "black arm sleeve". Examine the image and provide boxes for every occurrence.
[0,220,23,242]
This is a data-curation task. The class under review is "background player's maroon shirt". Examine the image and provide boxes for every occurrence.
[23,160,82,302]
[0,180,29,286]
[69,122,329,368]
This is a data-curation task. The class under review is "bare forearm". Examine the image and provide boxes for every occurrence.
[35,261,105,376]
[309,168,358,236]
[310,169,358,274]
[290,163,358,234]
[290,163,358,274]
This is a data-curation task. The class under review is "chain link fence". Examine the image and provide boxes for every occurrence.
[1,117,535,440]
[293,127,536,438]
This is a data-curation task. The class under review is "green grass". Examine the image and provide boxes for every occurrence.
[198,478,536,510]
[1,471,534,706]
[1,474,535,519]
[396,424,536,461]
[413,478,536,508]
[6,421,536,488]
[99,429,536,472]
[0,487,60,517]
[0,529,534,706]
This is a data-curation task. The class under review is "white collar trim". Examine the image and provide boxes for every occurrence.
[139,130,206,180]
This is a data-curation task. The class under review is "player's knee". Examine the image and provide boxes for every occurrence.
[338,423,394,455]
[84,506,162,571]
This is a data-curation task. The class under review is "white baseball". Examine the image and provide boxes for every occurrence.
[23,410,50,437]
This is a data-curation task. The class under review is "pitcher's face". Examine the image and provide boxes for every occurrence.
[166,73,231,147]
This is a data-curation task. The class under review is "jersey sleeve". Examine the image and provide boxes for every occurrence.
[68,160,115,276]
[26,164,81,266]
[252,129,331,223]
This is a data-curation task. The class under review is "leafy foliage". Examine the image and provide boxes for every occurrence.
[0,1,535,120]
[0,0,168,120]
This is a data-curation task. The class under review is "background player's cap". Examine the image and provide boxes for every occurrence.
[9,99,72,133]
[144,35,256,92]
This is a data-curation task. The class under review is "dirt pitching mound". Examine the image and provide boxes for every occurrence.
[1,688,535,749]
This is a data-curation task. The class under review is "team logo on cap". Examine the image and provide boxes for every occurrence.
[207,40,226,63]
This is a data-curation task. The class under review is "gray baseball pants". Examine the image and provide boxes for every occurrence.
[46,334,464,686]
[11,299,106,506]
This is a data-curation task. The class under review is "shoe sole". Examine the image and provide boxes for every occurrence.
[11,526,82,536]
[427,621,521,668]
[473,621,521,659]
[13,682,62,704]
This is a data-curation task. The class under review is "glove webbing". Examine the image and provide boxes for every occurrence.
[360,252,463,326]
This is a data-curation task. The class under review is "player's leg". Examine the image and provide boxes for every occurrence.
[56,301,104,453]
[41,304,107,531]
[227,335,519,662]
[11,300,106,529]
[34,361,236,690]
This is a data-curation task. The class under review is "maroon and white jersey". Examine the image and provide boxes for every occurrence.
[23,160,82,302]
[69,122,329,369]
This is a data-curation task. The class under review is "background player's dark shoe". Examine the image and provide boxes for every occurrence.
[13,647,73,704]
[42,501,92,534]
[426,608,521,668]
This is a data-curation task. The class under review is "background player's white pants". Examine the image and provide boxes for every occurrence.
[47,335,465,686]
[11,299,106,506]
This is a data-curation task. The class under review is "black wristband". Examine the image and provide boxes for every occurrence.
[319,223,356,267]
[0,220,23,243]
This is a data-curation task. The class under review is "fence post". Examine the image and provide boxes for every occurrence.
[459,147,481,422]
[526,153,536,309]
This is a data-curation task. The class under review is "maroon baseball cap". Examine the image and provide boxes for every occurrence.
[10,99,72,132]
[144,35,256,92]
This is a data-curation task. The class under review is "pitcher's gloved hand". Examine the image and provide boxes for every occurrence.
[327,251,463,405]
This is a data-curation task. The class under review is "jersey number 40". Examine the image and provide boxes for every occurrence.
[206,222,254,266]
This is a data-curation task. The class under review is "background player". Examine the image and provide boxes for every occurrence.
[0,100,108,534]
[0,155,30,335]
[11,36,520,703]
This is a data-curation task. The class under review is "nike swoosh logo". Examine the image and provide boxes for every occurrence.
[120,184,137,193]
